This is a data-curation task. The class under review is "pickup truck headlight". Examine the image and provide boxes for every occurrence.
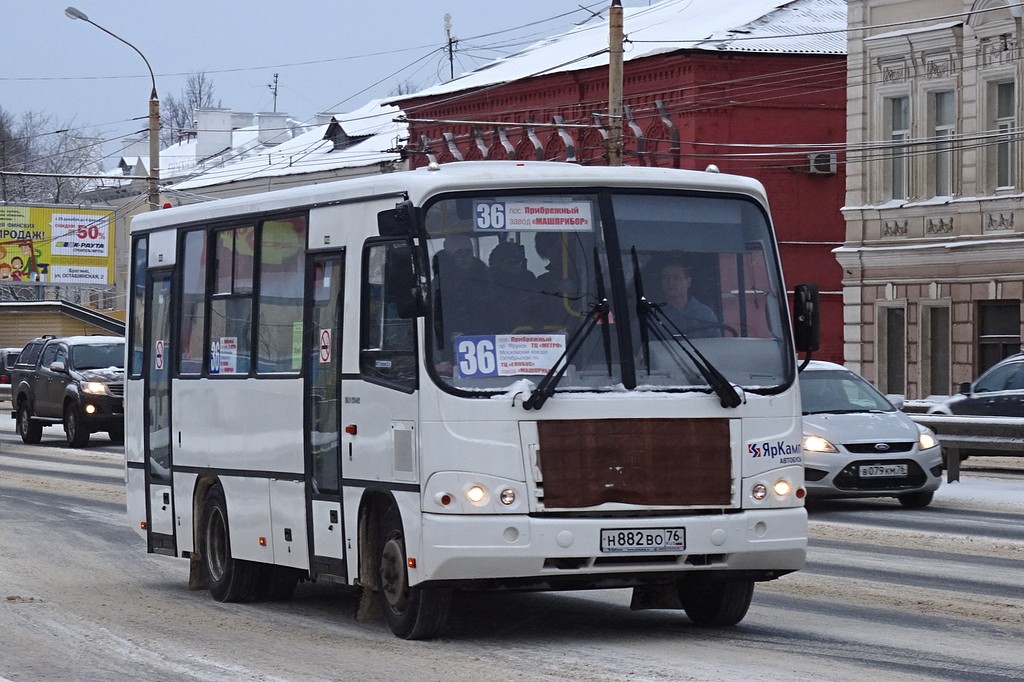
[81,381,109,395]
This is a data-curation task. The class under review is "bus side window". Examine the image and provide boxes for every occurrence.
[360,240,417,392]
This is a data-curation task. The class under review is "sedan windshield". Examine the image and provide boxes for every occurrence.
[424,190,792,396]
[800,369,895,414]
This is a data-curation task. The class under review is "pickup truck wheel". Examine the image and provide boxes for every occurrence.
[63,403,91,447]
[17,403,43,444]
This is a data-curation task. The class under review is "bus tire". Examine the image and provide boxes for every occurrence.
[678,575,754,627]
[63,402,90,448]
[256,565,299,602]
[378,505,451,640]
[201,485,258,603]
[17,403,43,444]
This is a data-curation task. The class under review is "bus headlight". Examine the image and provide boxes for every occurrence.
[772,479,792,497]
[423,473,525,513]
[752,483,768,500]
[466,485,487,504]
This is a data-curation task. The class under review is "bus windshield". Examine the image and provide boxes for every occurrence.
[424,190,791,395]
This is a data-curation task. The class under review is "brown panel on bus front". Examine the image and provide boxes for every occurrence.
[536,418,732,508]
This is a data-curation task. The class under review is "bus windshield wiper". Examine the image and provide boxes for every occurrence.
[524,249,611,411]
[631,248,741,409]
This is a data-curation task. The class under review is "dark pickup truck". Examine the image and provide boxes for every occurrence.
[10,335,125,447]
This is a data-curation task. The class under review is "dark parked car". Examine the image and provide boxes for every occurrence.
[10,335,125,447]
[928,352,1024,417]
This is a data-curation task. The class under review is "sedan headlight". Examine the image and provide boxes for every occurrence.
[917,427,939,450]
[81,381,109,395]
[803,434,839,453]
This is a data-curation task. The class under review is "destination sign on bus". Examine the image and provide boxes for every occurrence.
[473,200,594,231]
[455,334,566,378]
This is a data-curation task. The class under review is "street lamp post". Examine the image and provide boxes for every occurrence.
[65,6,160,211]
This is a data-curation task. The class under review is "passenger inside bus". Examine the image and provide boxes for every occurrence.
[486,240,536,332]
[533,231,581,331]
[433,233,491,337]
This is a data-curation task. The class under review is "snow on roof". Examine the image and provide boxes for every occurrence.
[401,0,847,101]
[171,100,405,191]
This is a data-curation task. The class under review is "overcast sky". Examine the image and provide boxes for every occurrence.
[2,0,617,165]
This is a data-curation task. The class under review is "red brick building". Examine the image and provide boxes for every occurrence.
[393,0,848,362]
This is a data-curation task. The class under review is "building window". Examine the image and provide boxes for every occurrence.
[887,96,911,200]
[978,301,1021,374]
[993,81,1016,189]
[931,91,955,197]
[879,306,906,395]
[922,305,950,396]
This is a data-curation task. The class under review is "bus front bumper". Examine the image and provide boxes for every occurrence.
[415,506,807,587]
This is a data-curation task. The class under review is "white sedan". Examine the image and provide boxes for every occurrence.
[799,361,942,508]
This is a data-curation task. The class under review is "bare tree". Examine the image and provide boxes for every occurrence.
[162,71,222,147]
[0,105,102,204]
[390,79,423,97]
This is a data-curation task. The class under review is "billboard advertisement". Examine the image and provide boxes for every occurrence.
[0,205,116,285]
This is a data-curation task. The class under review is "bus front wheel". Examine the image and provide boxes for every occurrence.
[378,505,451,640]
[678,574,754,626]
[201,484,258,602]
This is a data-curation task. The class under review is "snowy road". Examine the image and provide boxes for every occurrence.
[1,424,1022,681]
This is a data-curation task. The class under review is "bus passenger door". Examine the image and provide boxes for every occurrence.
[307,253,346,579]
[144,269,175,554]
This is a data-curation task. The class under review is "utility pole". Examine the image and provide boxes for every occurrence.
[606,0,624,166]
[444,13,455,80]
[268,73,279,112]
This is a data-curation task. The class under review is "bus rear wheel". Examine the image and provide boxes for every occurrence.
[678,574,754,626]
[201,484,258,602]
[378,505,451,640]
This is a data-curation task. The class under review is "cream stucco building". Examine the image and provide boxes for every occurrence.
[842,0,1024,399]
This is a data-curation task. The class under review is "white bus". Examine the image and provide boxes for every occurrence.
[126,161,818,639]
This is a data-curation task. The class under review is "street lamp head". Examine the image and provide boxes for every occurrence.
[64,6,89,21]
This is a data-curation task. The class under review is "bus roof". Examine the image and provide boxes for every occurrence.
[131,161,769,234]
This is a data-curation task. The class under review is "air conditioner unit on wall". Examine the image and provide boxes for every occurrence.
[807,152,838,175]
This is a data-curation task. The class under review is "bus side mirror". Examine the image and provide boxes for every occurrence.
[385,243,423,318]
[378,200,416,238]
[793,283,820,353]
